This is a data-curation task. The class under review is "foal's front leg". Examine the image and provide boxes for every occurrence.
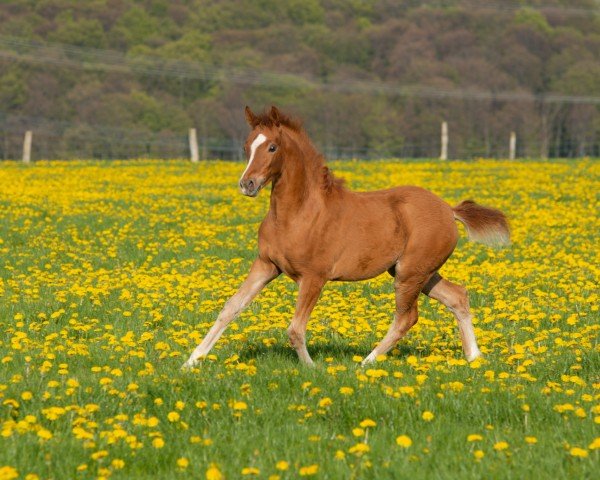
[287,277,325,365]
[183,258,280,368]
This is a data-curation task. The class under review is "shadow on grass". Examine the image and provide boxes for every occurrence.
[236,341,429,363]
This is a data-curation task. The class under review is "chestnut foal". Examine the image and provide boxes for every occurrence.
[183,106,509,368]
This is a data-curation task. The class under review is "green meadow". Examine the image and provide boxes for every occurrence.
[0,159,598,479]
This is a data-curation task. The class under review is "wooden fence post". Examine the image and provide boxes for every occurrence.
[509,131,516,160]
[440,121,448,161]
[189,128,199,163]
[22,130,32,163]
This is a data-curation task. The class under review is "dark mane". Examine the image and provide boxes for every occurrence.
[322,166,346,193]
[250,109,303,132]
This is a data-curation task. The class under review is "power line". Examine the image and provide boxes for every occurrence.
[1,36,599,105]
[0,112,242,154]
[1,111,597,160]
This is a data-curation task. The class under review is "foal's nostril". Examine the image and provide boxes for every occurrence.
[240,178,258,194]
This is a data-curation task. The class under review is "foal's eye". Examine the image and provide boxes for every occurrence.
[268,144,277,153]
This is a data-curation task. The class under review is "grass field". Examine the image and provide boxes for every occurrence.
[0,159,598,480]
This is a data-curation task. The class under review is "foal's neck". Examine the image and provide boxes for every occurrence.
[270,130,325,217]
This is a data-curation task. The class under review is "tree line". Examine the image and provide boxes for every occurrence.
[0,0,599,160]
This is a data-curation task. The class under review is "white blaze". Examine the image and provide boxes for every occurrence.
[241,133,267,180]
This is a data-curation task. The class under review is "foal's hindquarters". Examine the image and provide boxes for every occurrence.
[356,187,482,364]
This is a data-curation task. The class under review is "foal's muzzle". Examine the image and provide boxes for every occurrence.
[239,178,261,197]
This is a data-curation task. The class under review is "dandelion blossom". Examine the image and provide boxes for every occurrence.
[396,435,412,448]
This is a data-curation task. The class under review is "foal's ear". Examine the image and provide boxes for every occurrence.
[245,106,257,126]
[269,105,282,127]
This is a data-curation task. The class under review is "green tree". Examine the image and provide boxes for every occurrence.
[48,11,106,48]
[110,6,162,47]
[0,66,27,110]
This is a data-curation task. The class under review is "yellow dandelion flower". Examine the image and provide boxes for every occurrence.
[360,419,376,428]
[569,447,588,458]
[574,408,586,418]
[206,464,223,480]
[241,467,260,475]
[152,438,165,449]
[37,428,53,440]
[21,392,33,401]
[299,464,318,476]
[349,442,370,455]
[0,466,18,480]
[422,411,434,421]
[91,450,108,461]
[494,442,509,451]
[396,435,412,448]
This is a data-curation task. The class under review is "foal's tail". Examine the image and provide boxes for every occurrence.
[453,200,510,247]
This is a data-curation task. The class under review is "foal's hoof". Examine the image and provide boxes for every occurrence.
[181,358,199,370]
[360,353,377,367]
[466,350,482,362]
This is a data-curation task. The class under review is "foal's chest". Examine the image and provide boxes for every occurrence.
[258,219,330,280]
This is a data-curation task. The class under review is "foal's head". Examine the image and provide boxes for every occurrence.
[239,106,299,197]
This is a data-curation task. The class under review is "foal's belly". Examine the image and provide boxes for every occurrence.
[326,214,406,281]
[328,249,399,281]
[267,240,398,283]
[330,268,390,282]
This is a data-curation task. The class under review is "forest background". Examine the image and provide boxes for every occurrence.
[0,0,599,160]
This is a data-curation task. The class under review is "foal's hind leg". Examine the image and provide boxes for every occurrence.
[362,271,424,365]
[424,273,482,361]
